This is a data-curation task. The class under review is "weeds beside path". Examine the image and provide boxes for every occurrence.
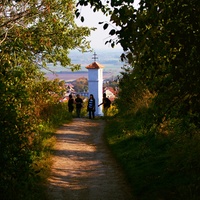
[46,118,134,200]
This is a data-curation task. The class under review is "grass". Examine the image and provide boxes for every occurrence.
[104,117,200,200]
[10,102,199,200]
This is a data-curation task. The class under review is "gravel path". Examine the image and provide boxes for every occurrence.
[46,118,134,200]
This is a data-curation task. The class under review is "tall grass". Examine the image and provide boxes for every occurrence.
[104,114,200,200]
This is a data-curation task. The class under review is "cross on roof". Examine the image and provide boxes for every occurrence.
[92,52,98,62]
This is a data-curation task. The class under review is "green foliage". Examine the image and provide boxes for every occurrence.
[0,0,91,198]
[77,0,200,129]
[77,0,200,199]
[0,63,72,199]
[105,117,200,200]
[0,66,39,193]
[1,0,91,69]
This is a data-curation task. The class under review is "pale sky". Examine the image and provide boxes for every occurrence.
[76,1,140,51]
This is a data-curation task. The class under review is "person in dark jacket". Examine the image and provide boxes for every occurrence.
[75,94,83,118]
[98,93,111,116]
[87,94,95,119]
[68,94,74,113]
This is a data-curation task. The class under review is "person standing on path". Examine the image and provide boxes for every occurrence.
[75,94,83,118]
[87,94,95,119]
[68,94,74,113]
[98,93,111,116]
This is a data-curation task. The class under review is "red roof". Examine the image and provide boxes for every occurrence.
[86,62,105,69]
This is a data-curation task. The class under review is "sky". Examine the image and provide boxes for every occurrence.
[76,1,140,51]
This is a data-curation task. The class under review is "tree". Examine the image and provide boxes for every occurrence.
[1,0,91,70]
[76,1,200,198]
[76,0,200,130]
[0,0,92,195]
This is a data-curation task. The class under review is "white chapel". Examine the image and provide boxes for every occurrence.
[86,54,104,116]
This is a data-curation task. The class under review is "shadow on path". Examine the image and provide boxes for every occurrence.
[46,118,134,200]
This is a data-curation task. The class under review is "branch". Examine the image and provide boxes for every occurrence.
[0,1,48,29]
[0,24,14,45]
[0,31,8,45]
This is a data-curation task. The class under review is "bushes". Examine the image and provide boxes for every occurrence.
[105,111,200,199]
[105,77,200,199]
[110,52,200,198]
[0,65,72,199]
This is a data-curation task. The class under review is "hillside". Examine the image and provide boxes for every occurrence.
[44,71,115,82]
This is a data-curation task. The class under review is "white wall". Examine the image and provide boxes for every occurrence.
[87,68,103,116]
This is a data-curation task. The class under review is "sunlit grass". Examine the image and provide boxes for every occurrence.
[104,115,200,200]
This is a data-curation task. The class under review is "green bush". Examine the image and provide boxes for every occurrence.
[0,65,72,199]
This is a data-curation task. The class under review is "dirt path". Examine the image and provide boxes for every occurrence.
[46,118,134,200]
